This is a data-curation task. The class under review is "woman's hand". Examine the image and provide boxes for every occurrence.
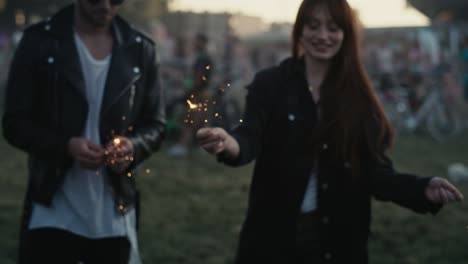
[425,177,464,204]
[196,127,240,160]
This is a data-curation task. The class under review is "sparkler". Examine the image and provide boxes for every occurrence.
[187,99,198,110]
[184,81,245,127]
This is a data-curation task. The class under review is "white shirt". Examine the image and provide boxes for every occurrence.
[29,32,141,263]
[301,171,318,213]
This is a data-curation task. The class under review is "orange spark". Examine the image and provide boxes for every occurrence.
[187,100,198,110]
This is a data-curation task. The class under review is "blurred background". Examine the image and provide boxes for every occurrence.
[0,0,468,263]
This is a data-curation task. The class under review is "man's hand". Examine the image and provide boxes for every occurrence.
[196,127,240,160]
[67,137,106,170]
[105,136,135,174]
[425,177,464,204]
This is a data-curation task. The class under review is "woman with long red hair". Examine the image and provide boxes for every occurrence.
[197,0,463,263]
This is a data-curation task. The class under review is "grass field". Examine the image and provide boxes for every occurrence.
[0,134,467,264]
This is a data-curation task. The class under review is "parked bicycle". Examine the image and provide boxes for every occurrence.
[379,80,463,141]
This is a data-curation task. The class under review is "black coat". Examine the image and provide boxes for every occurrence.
[2,4,166,259]
[220,57,439,264]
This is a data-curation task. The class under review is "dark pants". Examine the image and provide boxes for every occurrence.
[22,228,130,264]
[295,211,322,264]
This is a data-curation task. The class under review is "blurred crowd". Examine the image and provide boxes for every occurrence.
[1,23,468,152]
[364,29,468,113]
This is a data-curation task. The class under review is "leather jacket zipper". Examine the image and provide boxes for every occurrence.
[129,82,136,109]
[101,74,141,117]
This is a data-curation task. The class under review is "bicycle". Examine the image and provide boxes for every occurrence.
[379,80,463,141]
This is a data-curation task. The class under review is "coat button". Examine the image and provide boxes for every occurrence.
[44,24,51,31]
[117,203,127,213]
[288,114,295,121]
[324,252,332,260]
[133,67,140,74]
[47,56,54,64]
[322,143,328,150]
[321,183,328,190]
[136,36,142,43]
[322,216,329,224]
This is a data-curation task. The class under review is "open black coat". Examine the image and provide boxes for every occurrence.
[221,57,439,264]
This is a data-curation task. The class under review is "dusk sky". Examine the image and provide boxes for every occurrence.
[171,0,429,28]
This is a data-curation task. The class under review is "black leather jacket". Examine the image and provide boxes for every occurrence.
[2,5,166,217]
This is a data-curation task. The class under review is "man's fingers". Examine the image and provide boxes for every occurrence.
[105,144,133,159]
[87,141,104,152]
[118,138,134,154]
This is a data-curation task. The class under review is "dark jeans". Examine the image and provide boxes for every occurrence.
[22,228,130,264]
[295,211,322,264]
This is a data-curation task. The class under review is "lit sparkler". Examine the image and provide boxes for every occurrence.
[187,99,198,110]
[183,82,235,126]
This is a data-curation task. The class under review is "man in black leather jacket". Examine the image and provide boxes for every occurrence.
[2,0,166,263]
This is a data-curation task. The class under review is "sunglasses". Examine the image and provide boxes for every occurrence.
[87,0,125,6]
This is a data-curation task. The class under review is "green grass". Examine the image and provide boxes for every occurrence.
[0,134,467,264]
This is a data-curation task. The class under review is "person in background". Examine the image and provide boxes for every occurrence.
[168,33,214,157]
[196,0,464,263]
[461,36,468,101]
[2,0,166,263]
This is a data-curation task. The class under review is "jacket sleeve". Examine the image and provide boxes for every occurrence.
[2,29,70,162]
[369,155,441,214]
[365,116,441,214]
[219,68,278,167]
[127,42,166,167]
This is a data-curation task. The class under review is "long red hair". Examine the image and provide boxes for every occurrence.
[292,0,394,174]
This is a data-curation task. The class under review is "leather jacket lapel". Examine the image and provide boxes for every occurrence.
[58,30,87,100]
[100,22,141,120]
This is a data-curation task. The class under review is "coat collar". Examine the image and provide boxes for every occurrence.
[46,4,132,47]
[44,4,143,119]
